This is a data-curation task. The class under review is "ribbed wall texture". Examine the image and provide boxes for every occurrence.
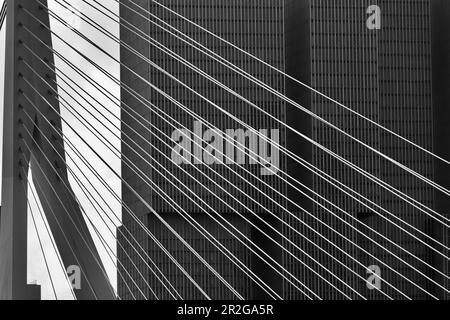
[118,0,449,300]
[118,0,287,300]
[305,0,440,300]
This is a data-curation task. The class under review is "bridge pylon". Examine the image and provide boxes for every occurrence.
[0,0,115,300]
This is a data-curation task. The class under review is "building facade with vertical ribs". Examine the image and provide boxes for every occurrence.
[118,0,288,300]
[118,0,450,300]
[285,0,450,300]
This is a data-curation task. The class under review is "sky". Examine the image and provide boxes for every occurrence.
[0,0,121,299]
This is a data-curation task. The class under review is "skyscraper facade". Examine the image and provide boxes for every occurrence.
[285,0,449,300]
[118,0,288,300]
[118,0,450,300]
